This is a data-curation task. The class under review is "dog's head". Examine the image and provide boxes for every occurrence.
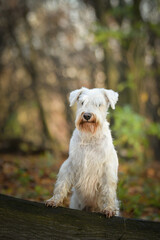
[69,87,118,134]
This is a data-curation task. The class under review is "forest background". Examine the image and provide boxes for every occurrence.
[0,0,160,221]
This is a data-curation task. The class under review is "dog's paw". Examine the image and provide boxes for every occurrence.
[45,197,57,207]
[104,209,116,218]
[103,207,118,218]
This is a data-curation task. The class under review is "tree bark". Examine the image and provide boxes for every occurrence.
[0,194,160,240]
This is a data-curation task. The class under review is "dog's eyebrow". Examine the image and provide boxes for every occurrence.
[79,95,89,105]
[93,98,105,106]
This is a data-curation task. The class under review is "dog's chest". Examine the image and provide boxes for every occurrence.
[72,138,106,166]
[71,139,107,200]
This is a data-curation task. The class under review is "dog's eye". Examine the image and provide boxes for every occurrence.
[99,104,101,107]
[81,101,84,106]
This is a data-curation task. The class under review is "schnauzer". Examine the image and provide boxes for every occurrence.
[46,87,119,217]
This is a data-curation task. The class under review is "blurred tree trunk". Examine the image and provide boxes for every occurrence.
[147,32,160,161]
[52,57,74,137]
[85,0,111,88]
[6,14,53,145]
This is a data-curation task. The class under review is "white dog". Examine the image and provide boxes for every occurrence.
[46,87,119,217]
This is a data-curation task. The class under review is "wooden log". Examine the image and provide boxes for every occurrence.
[0,194,160,240]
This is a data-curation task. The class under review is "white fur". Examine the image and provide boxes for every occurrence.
[46,87,119,217]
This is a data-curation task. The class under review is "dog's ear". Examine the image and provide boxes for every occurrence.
[103,89,119,109]
[69,88,84,107]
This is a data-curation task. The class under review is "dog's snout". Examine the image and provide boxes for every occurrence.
[83,113,92,121]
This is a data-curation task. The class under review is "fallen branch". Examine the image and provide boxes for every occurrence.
[0,194,160,240]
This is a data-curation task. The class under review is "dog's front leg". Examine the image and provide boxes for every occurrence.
[101,180,119,217]
[46,159,73,207]
[101,157,119,217]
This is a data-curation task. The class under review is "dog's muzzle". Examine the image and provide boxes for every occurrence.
[83,113,92,121]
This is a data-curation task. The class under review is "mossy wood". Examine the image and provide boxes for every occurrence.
[0,194,160,240]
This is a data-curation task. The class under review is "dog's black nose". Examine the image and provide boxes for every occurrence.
[83,113,92,121]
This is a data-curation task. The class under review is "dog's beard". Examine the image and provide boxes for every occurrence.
[76,114,100,134]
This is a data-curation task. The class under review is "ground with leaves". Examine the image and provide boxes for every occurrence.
[0,152,160,221]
